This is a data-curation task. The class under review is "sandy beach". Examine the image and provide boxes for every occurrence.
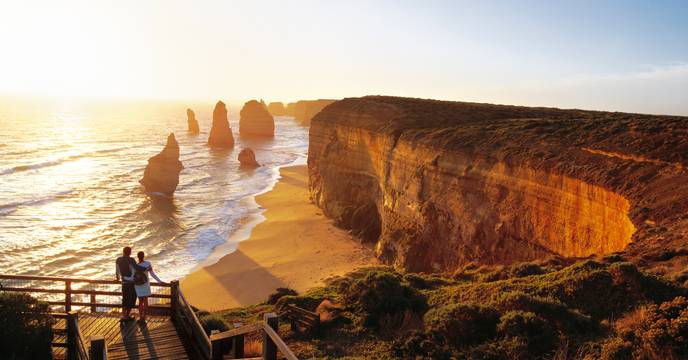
[181,165,378,311]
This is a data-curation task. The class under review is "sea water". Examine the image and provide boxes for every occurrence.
[0,96,308,281]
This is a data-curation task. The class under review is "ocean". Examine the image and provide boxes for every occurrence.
[0,96,308,282]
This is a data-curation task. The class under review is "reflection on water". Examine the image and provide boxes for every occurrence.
[0,96,308,281]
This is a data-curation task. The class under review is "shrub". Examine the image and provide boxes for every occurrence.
[599,337,633,360]
[509,262,549,278]
[604,296,688,359]
[424,303,500,346]
[343,270,427,328]
[0,292,54,359]
[266,287,298,305]
[392,330,452,360]
[497,311,556,355]
[490,291,595,334]
[199,313,228,335]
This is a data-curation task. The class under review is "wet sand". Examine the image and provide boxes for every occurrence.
[181,165,378,311]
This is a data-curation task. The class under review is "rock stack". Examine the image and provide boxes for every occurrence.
[187,108,200,134]
[239,100,275,137]
[238,148,260,167]
[140,133,183,195]
[208,101,235,148]
[267,102,286,116]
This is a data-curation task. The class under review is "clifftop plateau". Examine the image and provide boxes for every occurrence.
[308,96,688,276]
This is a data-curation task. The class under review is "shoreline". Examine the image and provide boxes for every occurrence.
[180,165,378,311]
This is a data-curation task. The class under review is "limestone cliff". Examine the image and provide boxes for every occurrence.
[293,99,337,126]
[140,133,183,195]
[208,101,235,148]
[308,96,688,274]
[239,100,275,137]
[186,108,200,134]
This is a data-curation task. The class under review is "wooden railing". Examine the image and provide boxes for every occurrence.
[209,313,298,360]
[53,311,89,360]
[170,280,213,359]
[0,274,172,312]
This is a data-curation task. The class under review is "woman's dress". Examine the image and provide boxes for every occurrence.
[133,260,163,298]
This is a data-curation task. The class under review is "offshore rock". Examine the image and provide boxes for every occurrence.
[140,133,183,195]
[208,101,235,148]
[238,148,260,168]
[308,96,688,275]
[267,102,287,116]
[239,100,275,137]
[187,108,200,134]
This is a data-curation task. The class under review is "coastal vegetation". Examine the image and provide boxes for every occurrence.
[0,292,54,359]
[203,257,687,359]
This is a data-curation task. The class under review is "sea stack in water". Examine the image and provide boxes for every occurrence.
[239,100,275,137]
[208,101,234,148]
[186,108,200,134]
[140,133,183,195]
[267,102,286,116]
[238,148,260,167]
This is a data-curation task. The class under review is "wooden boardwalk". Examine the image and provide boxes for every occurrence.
[53,313,192,360]
[1,274,298,360]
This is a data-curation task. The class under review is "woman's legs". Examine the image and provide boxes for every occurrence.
[138,296,148,321]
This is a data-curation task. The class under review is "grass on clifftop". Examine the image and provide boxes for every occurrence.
[201,257,687,359]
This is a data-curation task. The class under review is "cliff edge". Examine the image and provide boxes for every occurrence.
[308,96,688,275]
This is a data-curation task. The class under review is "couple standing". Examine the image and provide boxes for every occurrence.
[115,246,164,323]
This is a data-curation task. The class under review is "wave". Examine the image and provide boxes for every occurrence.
[0,145,142,176]
[0,190,73,215]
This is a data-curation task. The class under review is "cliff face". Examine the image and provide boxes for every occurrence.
[240,100,275,137]
[293,99,337,126]
[208,101,235,148]
[308,96,688,273]
[140,133,183,195]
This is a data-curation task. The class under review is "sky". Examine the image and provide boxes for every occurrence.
[0,0,686,115]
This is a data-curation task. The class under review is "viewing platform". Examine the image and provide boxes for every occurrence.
[0,274,297,360]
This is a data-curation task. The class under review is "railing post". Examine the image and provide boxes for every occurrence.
[66,311,78,360]
[65,280,72,312]
[89,335,107,360]
[233,322,244,359]
[210,330,223,360]
[170,280,179,313]
[262,313,278,360]
[91,293,97,313]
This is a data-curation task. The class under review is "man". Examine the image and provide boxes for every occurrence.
[115,246,145,321]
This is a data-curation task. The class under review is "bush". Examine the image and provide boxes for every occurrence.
[393,330,452,359]
[599,337,633,360]
[343,270,427,328]
[266,287,298,305]
[199,313,228,335]
[497,311,556,355]
[490,291,595,334]
[0,292,54,359]
[598,296,688,359]
[425,303,500,346]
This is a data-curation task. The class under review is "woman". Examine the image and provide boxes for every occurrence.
[133,251,164,323]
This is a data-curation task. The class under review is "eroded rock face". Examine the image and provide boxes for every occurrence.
[239,100,275,137]
[293,99,336,126]
[208,101,235,148]
[187,108,200,134]
[267,102,286,116]
[140,133,183,195]
[308,96,688,273]
[238,148,260,167]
